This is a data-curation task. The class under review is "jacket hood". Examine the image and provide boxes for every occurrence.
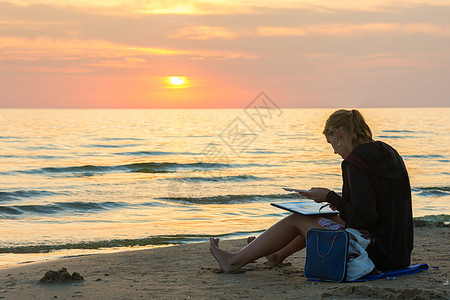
[344,141,407,180]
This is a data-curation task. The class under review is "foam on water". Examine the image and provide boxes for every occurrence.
[157,192,303,204]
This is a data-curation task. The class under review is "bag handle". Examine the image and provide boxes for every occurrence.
[316,234,338,258]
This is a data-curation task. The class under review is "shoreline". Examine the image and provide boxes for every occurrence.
[0,216,448,271]
[0,217,448,271]
[0,226,448,299]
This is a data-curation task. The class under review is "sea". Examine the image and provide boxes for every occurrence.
[1,107,449,269]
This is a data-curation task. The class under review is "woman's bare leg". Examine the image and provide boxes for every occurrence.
[209,214,323,272]
[266,215,345,263]
[266,235,305,264]
[262,214,345,264]
[247,235,305,265]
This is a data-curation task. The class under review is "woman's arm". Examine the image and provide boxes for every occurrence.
[326,163,378,229]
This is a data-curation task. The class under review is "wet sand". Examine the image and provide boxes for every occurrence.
[0,226,448,299]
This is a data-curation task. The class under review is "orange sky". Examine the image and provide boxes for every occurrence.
[1,0,450,108]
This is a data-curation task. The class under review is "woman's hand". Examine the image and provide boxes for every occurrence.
[297,188,331,203]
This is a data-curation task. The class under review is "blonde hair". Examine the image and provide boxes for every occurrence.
[323,109,373,147]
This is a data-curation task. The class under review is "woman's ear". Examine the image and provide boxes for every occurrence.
[333,128,341,141]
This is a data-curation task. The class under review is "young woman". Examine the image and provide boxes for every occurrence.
[210,109,413,273]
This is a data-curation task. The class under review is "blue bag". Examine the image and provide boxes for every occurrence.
[304,228,350,282]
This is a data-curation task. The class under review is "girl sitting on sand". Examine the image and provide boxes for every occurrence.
[210,109,413,273]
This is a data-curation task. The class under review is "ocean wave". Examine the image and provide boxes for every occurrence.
[413,214,450,227]
[0,201,125,216]
[377,135,417,139]
[0,231,263,254]
[114,151,183,156]
[98,137,144,141]
[2,213,448,254]
[0,154,67,159]
[380,130,415,133]
[157,193,303,204]
[404,154,445,159]
[0,136,25,139]
[169,174,265,182]
[0,190,65,202]
[246,150,279,154]
[413,186,450,196]
[133,168,173,173]
[25,145,62,150]
[87,144,125,148]
[16,161,229,176]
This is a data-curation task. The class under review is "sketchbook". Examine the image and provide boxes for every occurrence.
[271,200,339,216]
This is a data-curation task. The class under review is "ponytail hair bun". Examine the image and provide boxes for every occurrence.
[323,109,373,147]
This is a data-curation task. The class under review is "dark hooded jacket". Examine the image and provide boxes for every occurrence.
[326,141,414,271]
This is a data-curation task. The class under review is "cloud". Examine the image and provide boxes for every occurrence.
[0,36,257,74]
[168,26,240,40]
[6,0,450,15]
[257,23,450,37]
[167,22,450,42]
[313,52,437,72]
[3,0,255,15]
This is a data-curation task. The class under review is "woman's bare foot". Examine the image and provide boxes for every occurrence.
[209,238,241,273]
[247,236,284,265]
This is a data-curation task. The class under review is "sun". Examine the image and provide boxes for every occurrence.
[169,76,186,86]
[164,76,190,89]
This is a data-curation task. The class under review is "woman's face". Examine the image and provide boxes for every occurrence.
[326,129,352,159]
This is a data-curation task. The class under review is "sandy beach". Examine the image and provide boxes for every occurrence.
[0,225,448,300]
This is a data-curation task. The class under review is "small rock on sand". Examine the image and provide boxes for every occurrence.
[39,267,84,283]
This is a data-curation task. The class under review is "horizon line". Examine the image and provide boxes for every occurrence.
[0,106,449,110]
